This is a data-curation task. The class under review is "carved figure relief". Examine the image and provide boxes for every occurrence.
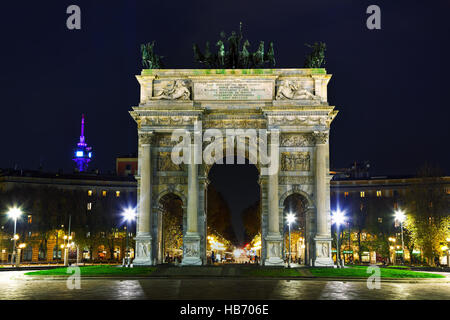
[280,134,314,147]
[138,242,149,258]
[158,152,183,171]
[153,80,191,100]
[276,80,320,100]
[184,242,199,257]
[316,242,329,258]
[269,242,280,257]
[281,152,310,171]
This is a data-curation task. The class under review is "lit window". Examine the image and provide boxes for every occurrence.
[87,202,92,211]
[102,191,107,197]
[27,215,32,224]
[116,191,120,197]
[360,191,365,198]
[344,192,349,197]
[378,217,383,223]
[88,190,92,196]
[376,190,382,197]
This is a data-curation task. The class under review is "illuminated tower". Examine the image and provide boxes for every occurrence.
[73,114,92,172]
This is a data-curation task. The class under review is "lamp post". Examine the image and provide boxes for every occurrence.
[331,208,346,268]
[122,208,136,267]
[394,209,406,264]
[286,213,296,268]
[7,207,22,267]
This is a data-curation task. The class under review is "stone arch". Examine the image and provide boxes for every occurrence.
[156,188,187,207]
[280,191,313,265]
[279,188,314,209]
[203,135,261,176]
[156,190,185,264]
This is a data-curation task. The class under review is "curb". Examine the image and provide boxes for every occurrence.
[19,274,450,283]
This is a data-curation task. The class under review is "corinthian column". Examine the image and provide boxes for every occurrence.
[312,131,334,267]
[264,131,283,266]
[133,132,153,266]
[182,139,202,265]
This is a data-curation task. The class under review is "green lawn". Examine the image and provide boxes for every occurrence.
[310,266,444,278]
[25,265,156,277]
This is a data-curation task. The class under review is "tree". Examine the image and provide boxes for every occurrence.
[404,164,449,265]
[242,201,261,244]
[207,186,236,244]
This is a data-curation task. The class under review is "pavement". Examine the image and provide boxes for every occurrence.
[2,270,450,300]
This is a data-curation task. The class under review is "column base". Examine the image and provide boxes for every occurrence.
[313,237,334,267]
[182,233,203,266]
[133,234,153,266]
[264,233,284,266]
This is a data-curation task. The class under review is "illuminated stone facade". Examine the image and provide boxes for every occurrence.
[130,69,338,266]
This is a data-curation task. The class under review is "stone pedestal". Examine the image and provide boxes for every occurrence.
[313,238,334,267]
[264,234,284,266]
[133,235,153,266]
[182,233,202,265]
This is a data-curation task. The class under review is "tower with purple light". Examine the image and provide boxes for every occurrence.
[73,114,92,172]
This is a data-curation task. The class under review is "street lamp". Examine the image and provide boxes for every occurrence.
[394,209,406,265]
[122,207,136,267]
[286,212,296,268]
[332,208,346,268]
[7,207,22,267]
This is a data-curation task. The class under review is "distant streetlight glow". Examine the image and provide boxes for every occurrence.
[331,209,346,226]
[123,208,136,222]
[286,213,296,225]
[7,207,22,221]
[394,209,406,223]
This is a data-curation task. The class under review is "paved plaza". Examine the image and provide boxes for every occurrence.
[1,271,450,300]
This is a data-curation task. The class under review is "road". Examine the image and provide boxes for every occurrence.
[1,271,450,300]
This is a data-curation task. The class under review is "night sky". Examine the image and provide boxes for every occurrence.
[1,1,449,236]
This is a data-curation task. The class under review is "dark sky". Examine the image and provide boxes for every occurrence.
[1,1,449,176]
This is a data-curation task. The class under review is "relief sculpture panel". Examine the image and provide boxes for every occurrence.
[281,152,310,171]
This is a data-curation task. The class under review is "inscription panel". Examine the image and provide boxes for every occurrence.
[193,80,273,100]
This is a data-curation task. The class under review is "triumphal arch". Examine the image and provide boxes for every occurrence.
[130,68,338,267]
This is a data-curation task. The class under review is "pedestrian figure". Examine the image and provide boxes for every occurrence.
[211,251,215,264]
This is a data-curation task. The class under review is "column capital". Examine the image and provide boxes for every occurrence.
[138,131,154,145]
[312,131,329,145]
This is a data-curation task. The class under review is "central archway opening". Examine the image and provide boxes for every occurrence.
[158,193,183,264]
[207,155,261,264]
[282,193,309,265]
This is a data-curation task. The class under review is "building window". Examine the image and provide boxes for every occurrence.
[378,217,383,223]
[88,190,93,196]
[87,202,92,211]
[344,192,349,197]
[102,190,107,197]
[27,215,32,224]
[116,191,120,197]
[360,191,365,198]
[376,190,382,197]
